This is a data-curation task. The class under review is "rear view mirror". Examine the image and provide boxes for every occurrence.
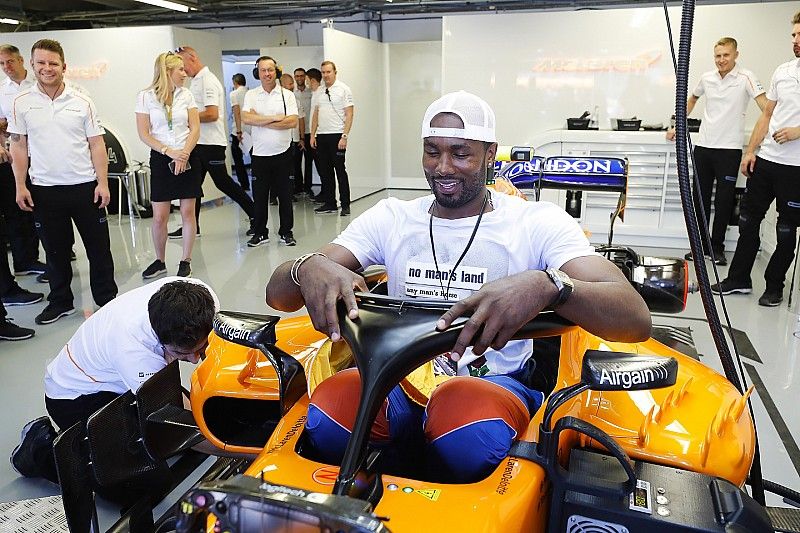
[212,311,280,348]
[581,350,677,391]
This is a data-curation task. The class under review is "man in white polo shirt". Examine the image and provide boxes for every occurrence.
[174,46,255,238]
[9,39,117,325]
[242,56,299,247]
[669,37,766,266]
[0,44,47,280]
[310,60,354,216]
[712,12,800,307]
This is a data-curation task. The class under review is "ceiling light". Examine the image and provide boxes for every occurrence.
[0,18,20,25]
[133,0,190,13]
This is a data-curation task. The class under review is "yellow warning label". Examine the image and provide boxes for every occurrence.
[416,489,441,501]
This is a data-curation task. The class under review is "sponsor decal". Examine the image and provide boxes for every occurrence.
[260,483,309,498]
[532,50,662,73]
[213,316,251,342]
[65,61,109,80]
[312,466,339,485]
[416,489,440,501]
[264,415,306,454]
[498,157,626,179]
[599,365,668,389]
[496,458,516,495]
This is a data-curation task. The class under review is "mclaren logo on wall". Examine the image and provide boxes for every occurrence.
[599,364,669,389]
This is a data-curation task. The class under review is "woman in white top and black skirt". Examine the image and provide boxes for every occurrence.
[135,52,201,279]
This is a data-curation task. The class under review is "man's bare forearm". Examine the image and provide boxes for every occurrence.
[266,261,305,311]
[88,137,109,186]
[9,134,28,187]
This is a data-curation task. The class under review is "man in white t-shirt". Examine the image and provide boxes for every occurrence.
[9,39,117,326]
[668,37,766,266]
[10,277,218,482]
[242,56,299,248]
[0,44,47,282]
[267,91,651,481]
[229,73,250,190]
[173,46,254,238]
[310,61,354,216]
[713,12,800,307]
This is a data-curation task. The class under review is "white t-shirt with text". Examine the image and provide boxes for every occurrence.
[332,190,595,376]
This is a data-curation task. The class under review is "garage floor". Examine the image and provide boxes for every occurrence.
[1,189,798,528]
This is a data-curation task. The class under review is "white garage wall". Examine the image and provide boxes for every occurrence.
[387,41,442,189]
[258,46,324,77]
[442,2,799,147]
[322,28,389,199]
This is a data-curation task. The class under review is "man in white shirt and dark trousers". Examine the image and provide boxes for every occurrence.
[229,73,249,191]
[10,277,218,483]
[669,37,766,266]
[10,39,117,325]
[242,56,299,247]
[0,45,47,282]
[712,12,800,307]
[174,46,255,237]
[311,61,354,216]
[293,67,314,196]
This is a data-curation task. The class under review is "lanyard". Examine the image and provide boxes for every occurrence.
[428,191,489,301]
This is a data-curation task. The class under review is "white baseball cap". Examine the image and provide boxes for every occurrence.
[421,91,496,143]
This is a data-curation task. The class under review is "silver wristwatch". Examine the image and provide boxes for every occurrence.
[545,268,574,307]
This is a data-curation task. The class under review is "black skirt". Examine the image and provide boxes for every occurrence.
[149,150,203,202]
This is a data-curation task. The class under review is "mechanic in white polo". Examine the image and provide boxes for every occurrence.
[9,38,117,325]
[10,277,219,483]
[668,37,766,266]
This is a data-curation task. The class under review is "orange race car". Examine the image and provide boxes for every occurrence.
[152,150,774,532]
[170,292,769,532]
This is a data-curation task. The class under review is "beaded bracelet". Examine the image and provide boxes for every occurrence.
[290,252,328,286]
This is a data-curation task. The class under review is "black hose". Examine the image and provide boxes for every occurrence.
[674,0,766,505]
[757,478,800,506]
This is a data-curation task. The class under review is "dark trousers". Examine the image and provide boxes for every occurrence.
[0,213,15,318]
[693,146,740,254]
[39,391,121,483]
[0,162,39,269]
[727,157,800,291]
[30,182,117,308]
[315,133,350,208]
[230,134,249,190]
[193,144,255,228]
[295,134,315,193]
[251,149,294,236]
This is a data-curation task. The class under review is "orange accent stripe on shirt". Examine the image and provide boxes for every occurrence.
[66,344,101,383]
[70,91,95,126]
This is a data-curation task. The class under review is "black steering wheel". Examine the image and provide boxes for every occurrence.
[332,292,574,495]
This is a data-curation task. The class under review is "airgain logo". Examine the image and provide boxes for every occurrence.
[599,364,668,389]
[213,317,251,341]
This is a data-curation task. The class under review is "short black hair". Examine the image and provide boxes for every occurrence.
[294,67,306,74]
[148,281,215,349]
[232,73,246,86]
[306,68,321,82]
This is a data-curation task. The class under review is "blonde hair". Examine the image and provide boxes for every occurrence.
[148,52,184,106]
[715,37,738,50]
